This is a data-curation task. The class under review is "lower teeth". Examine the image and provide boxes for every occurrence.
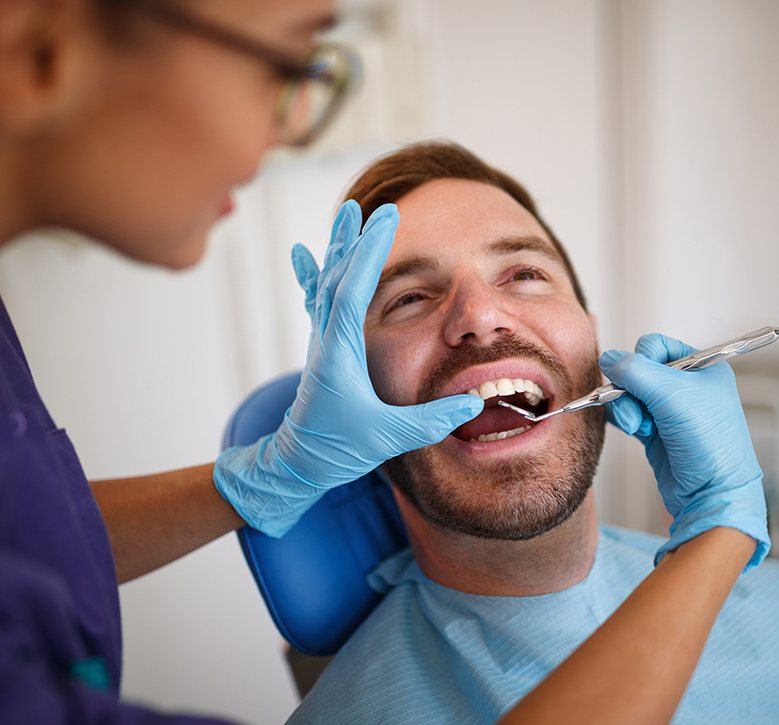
[471,425,531,442]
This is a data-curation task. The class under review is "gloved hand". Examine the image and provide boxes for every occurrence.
[214,201,484,536]
[600,333,770,571]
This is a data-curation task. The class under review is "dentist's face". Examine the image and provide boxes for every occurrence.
[18,0,335,269]
[364,179,606,539]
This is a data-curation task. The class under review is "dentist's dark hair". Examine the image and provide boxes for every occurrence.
[342,140,587,310]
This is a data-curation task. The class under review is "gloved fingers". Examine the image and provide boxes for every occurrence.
[634,333,697,364]
[606,394,643,435]
[310,202,360,336]
[635,407,656,439]
[599,348,679,405]
[327,203,400,343]
[388,394,485,452]
[315,202,392,339]
[290,243,320,320]
[606,394,656,439]
[333,203,399,309]
[321,200,362,274]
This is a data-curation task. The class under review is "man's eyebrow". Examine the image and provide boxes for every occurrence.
[374,257,441,299]
[486,235,563,262]
[373,236,562,300]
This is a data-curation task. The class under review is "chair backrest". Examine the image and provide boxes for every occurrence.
[222,372,408,656]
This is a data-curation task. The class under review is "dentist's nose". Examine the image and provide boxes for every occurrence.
[442,280,515,347]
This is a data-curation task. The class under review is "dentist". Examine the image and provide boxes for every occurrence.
[0,1,768,723]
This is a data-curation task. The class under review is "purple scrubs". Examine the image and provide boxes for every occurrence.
[0,298,234,723]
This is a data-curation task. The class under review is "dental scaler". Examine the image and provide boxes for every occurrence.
[499,325,779,423]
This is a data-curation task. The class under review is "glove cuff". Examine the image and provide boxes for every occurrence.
[655,479,771,573]
[213,433,327,538]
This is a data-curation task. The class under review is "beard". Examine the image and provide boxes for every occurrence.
[384,335,606,540]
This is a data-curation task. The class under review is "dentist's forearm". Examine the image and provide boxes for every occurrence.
[91,464,244,584]
[500,527,755,724]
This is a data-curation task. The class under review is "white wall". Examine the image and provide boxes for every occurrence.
[619,0,779,529]
[1,1,776,722]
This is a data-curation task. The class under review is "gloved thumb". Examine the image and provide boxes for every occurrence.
[599,349,677,412]
[606,393,656,438]
[634,332,697,365]
[391,394,484,451]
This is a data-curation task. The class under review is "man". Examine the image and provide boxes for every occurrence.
[288,142,779,724]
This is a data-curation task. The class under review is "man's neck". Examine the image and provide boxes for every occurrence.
[393,488,599,597]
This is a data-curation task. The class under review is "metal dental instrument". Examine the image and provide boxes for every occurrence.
[498,325,779,423]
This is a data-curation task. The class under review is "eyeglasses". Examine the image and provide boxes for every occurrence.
[119,0,361,147]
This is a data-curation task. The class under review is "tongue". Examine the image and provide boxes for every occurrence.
[453,405,533,440]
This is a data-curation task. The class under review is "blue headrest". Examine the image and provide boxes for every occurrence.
[222,372,408,656]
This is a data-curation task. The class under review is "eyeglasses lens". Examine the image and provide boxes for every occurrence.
[276,45,360,147]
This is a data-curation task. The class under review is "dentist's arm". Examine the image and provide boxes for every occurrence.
[502,332,769,723]
[91,465,243,583]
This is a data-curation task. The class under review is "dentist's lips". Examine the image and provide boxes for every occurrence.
[219,196,234,217]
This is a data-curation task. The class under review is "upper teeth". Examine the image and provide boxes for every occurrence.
[466,378,546,406]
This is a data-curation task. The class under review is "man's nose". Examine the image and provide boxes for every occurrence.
[442,279,515,347]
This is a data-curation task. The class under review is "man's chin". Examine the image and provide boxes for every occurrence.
[386,406,606,541]
[393,457,593,541]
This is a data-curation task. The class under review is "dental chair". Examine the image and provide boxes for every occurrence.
[222,372,409,694]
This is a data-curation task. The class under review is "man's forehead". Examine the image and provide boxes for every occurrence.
[389,178,553,261]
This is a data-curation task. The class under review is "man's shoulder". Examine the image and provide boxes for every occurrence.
[733,551,779,597]
[683,548,779,718]
[600,523,779,604]
[288,580,426,724]
[600,523,779,588]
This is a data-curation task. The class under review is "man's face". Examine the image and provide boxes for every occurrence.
[364,178,606,540]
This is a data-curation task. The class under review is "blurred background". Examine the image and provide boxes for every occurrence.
[1,0,777,721]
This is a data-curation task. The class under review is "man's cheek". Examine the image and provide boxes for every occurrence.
[564,323,601,392]
[546,310,597,367]
[366,331,434,406]
[365,336,411,405]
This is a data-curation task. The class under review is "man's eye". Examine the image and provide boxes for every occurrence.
[507,266,547,283]
[387,291,426,313]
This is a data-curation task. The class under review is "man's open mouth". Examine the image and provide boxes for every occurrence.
[452,377,551,442]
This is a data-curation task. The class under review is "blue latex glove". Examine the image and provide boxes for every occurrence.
[600,333,770,571]
[214,201,484,536]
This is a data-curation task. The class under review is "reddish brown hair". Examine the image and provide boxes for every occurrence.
[343,141,587,309]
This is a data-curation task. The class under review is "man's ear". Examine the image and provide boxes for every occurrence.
[0,0,89,136]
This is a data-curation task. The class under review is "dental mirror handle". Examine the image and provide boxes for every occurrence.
[568,325,779,412]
